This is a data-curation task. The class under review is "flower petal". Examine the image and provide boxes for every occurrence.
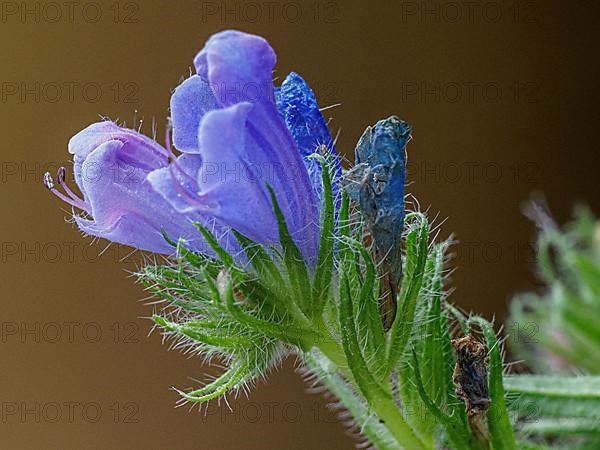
[193,30,319,261]
[170,75,219,153]
[76,138,210,255]
[275,72,342,210]
[147,153,205,214]
[275,72,334,158]
[74,214,175,254]
[195,102,279,244]
[193,30,276,105]
[69,121,168,200]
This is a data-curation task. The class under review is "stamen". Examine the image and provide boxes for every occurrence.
[164,123,214,211]
[165,123,175,161]
[56,166,90,210]
[168,163,214,211]
[44,169,92,215]
[165,124,199,186]
[43,172,55,190]
[56,166,66,184]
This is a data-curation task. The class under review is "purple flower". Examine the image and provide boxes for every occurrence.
[46,30,339,266]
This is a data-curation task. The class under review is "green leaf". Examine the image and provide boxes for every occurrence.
[266,185,312,316]
[573,253,600,298]
[508,207,600,374]
[411,350,484,450]
[192,222,238,271]
[521,418,600,437]
[337,190,351,260]
[340,236,386,372]
[232,230,284,287]
[221,272,319,350]
[152,315,254,349]
[504,375,600,419]
[422,243,449,406]
[338,270,389,401]
[175,362,249,403]
[516,441,552,450]
[193,222,282,319]
[336,192,363,310]
[174,238,220,277]
[201,266,222,304]
[386,212,430,373]
[337,268,430,450]
[469,316,517,450]
[445,303,470,335]
[310,154,336,317]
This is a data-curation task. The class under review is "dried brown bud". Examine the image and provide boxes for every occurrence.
[452,334,491,448]
[452,335,491,417]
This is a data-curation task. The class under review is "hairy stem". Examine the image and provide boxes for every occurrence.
[304,352,401,450]
[309,327,431,450]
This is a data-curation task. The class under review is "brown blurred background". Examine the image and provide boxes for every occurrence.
[1,0,599,448]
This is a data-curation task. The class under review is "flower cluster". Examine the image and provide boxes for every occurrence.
[45,30,340,267]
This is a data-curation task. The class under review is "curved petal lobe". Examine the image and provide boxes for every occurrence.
[170,75,219,153]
